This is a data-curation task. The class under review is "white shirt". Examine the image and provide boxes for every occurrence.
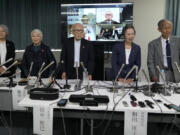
[161,37,169,67]
[0,41,7,65]
[125,48,131,64]
[74,39,81,67]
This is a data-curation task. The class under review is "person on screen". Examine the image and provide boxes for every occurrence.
[0,24,15,77]
[21,29,56,78]
[59,23,94,80]
[147,19,180,83]
[100,11,119,24]
[111,26,120,39]
[81,15,96,41]
[112,25,141,83]
[103,28,112,39]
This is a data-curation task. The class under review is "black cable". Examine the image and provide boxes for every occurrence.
[60,108,67,135]
[102,89,130,135]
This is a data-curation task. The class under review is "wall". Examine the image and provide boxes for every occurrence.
[121,0,166,79]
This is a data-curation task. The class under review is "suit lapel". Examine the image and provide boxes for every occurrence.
[71,38,75,65]
[5,40,8,61]
[80,39,83,62]
[156,37,164,66]
[169,36,176,63]
[129,43,135,64]
[122,43,126,64]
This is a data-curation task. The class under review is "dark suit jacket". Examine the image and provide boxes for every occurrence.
[112,42,141,79]
[21,43,56,78]
[100,20,119,24]
[59,37,94,79]
[1,40,15,77]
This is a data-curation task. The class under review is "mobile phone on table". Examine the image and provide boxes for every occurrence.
[57,99,68,106]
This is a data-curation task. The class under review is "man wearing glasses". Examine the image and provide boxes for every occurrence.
[59,23,94,80]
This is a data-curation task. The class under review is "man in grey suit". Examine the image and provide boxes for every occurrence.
[147,19,180,82]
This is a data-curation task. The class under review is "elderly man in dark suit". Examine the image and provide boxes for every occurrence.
[0,24,15,77]
[147,19,180,82]
[60,23,94,80]
[100,11,119,24]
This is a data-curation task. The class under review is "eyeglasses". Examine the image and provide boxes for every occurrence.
[73,29,84,33]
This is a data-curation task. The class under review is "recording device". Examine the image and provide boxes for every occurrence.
[69,94,109,106]
[169,104,180,112]
[129,94,137,101]
[130,101,137,107]
[0,60,18,76]
[141,69,154,97]
[122,101,129,107]
[164,103,172,109]
[0,58,13,67]
[156,66,170,96]
[145,100,154,109]
[57,99,68,106]
[138,101,146,108]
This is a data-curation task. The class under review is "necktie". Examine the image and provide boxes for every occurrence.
[166,40,172,70]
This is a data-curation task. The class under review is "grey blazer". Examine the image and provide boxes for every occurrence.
[147,36,180,82]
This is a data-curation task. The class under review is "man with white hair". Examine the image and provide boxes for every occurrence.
[0,24,15,77]
[100,11,119,24]
[59,23,94,80]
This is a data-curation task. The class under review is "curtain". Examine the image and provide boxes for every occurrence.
[0,0,121,49]
[166,0,180,36]
[0,0,61,49]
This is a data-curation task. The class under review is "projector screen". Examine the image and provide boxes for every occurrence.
[61,3,133,41]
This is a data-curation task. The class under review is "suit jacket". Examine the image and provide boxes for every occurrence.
[1,40,15,77]
[147,36,180,82]
[100,20,119,24]
[59,37,94,79]
[21,43,56,78]
[112,42,141,79]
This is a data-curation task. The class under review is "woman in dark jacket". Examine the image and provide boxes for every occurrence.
[21,29,56,78]
[112,25,141,83]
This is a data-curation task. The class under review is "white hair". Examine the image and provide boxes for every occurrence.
[31,29,43,38]
[0,24,9,35]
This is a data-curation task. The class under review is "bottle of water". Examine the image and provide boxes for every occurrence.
[16,67,21,79]
[159,69,165,83]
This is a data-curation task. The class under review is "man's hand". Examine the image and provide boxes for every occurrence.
[88,75,92,80]
[0,67,6,73]
[152,76,158,82]
[118,78,125,82]
[61,72,66,80]
[125,78,134,84]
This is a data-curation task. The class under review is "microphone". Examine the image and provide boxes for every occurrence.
[27,62,34,79]
[174,62,180,73]
[134,66,139,92]
[156,66,170,96]
[34,62,45,87]
[124,65,137,81]
[0,60,18,76]
[75,61,79,80]
[141,69,154,97]
[75,61,81,91]
[40,61,55,75]
[80,61,92,92]
[0,58,13,67]
[111,64,125,93]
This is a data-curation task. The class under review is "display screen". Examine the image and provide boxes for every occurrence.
[61,3,133,41]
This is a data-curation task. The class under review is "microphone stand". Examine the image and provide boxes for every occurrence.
[141,69,154,97]
[156,66,170,96]
[63,79,70,89]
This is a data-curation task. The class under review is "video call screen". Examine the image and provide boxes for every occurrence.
[61,3,133,41]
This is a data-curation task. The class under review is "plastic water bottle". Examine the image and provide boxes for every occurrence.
[159,69,165,83]
[16,67,21,79]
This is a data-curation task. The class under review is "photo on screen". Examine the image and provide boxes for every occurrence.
[61,3,133,42]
